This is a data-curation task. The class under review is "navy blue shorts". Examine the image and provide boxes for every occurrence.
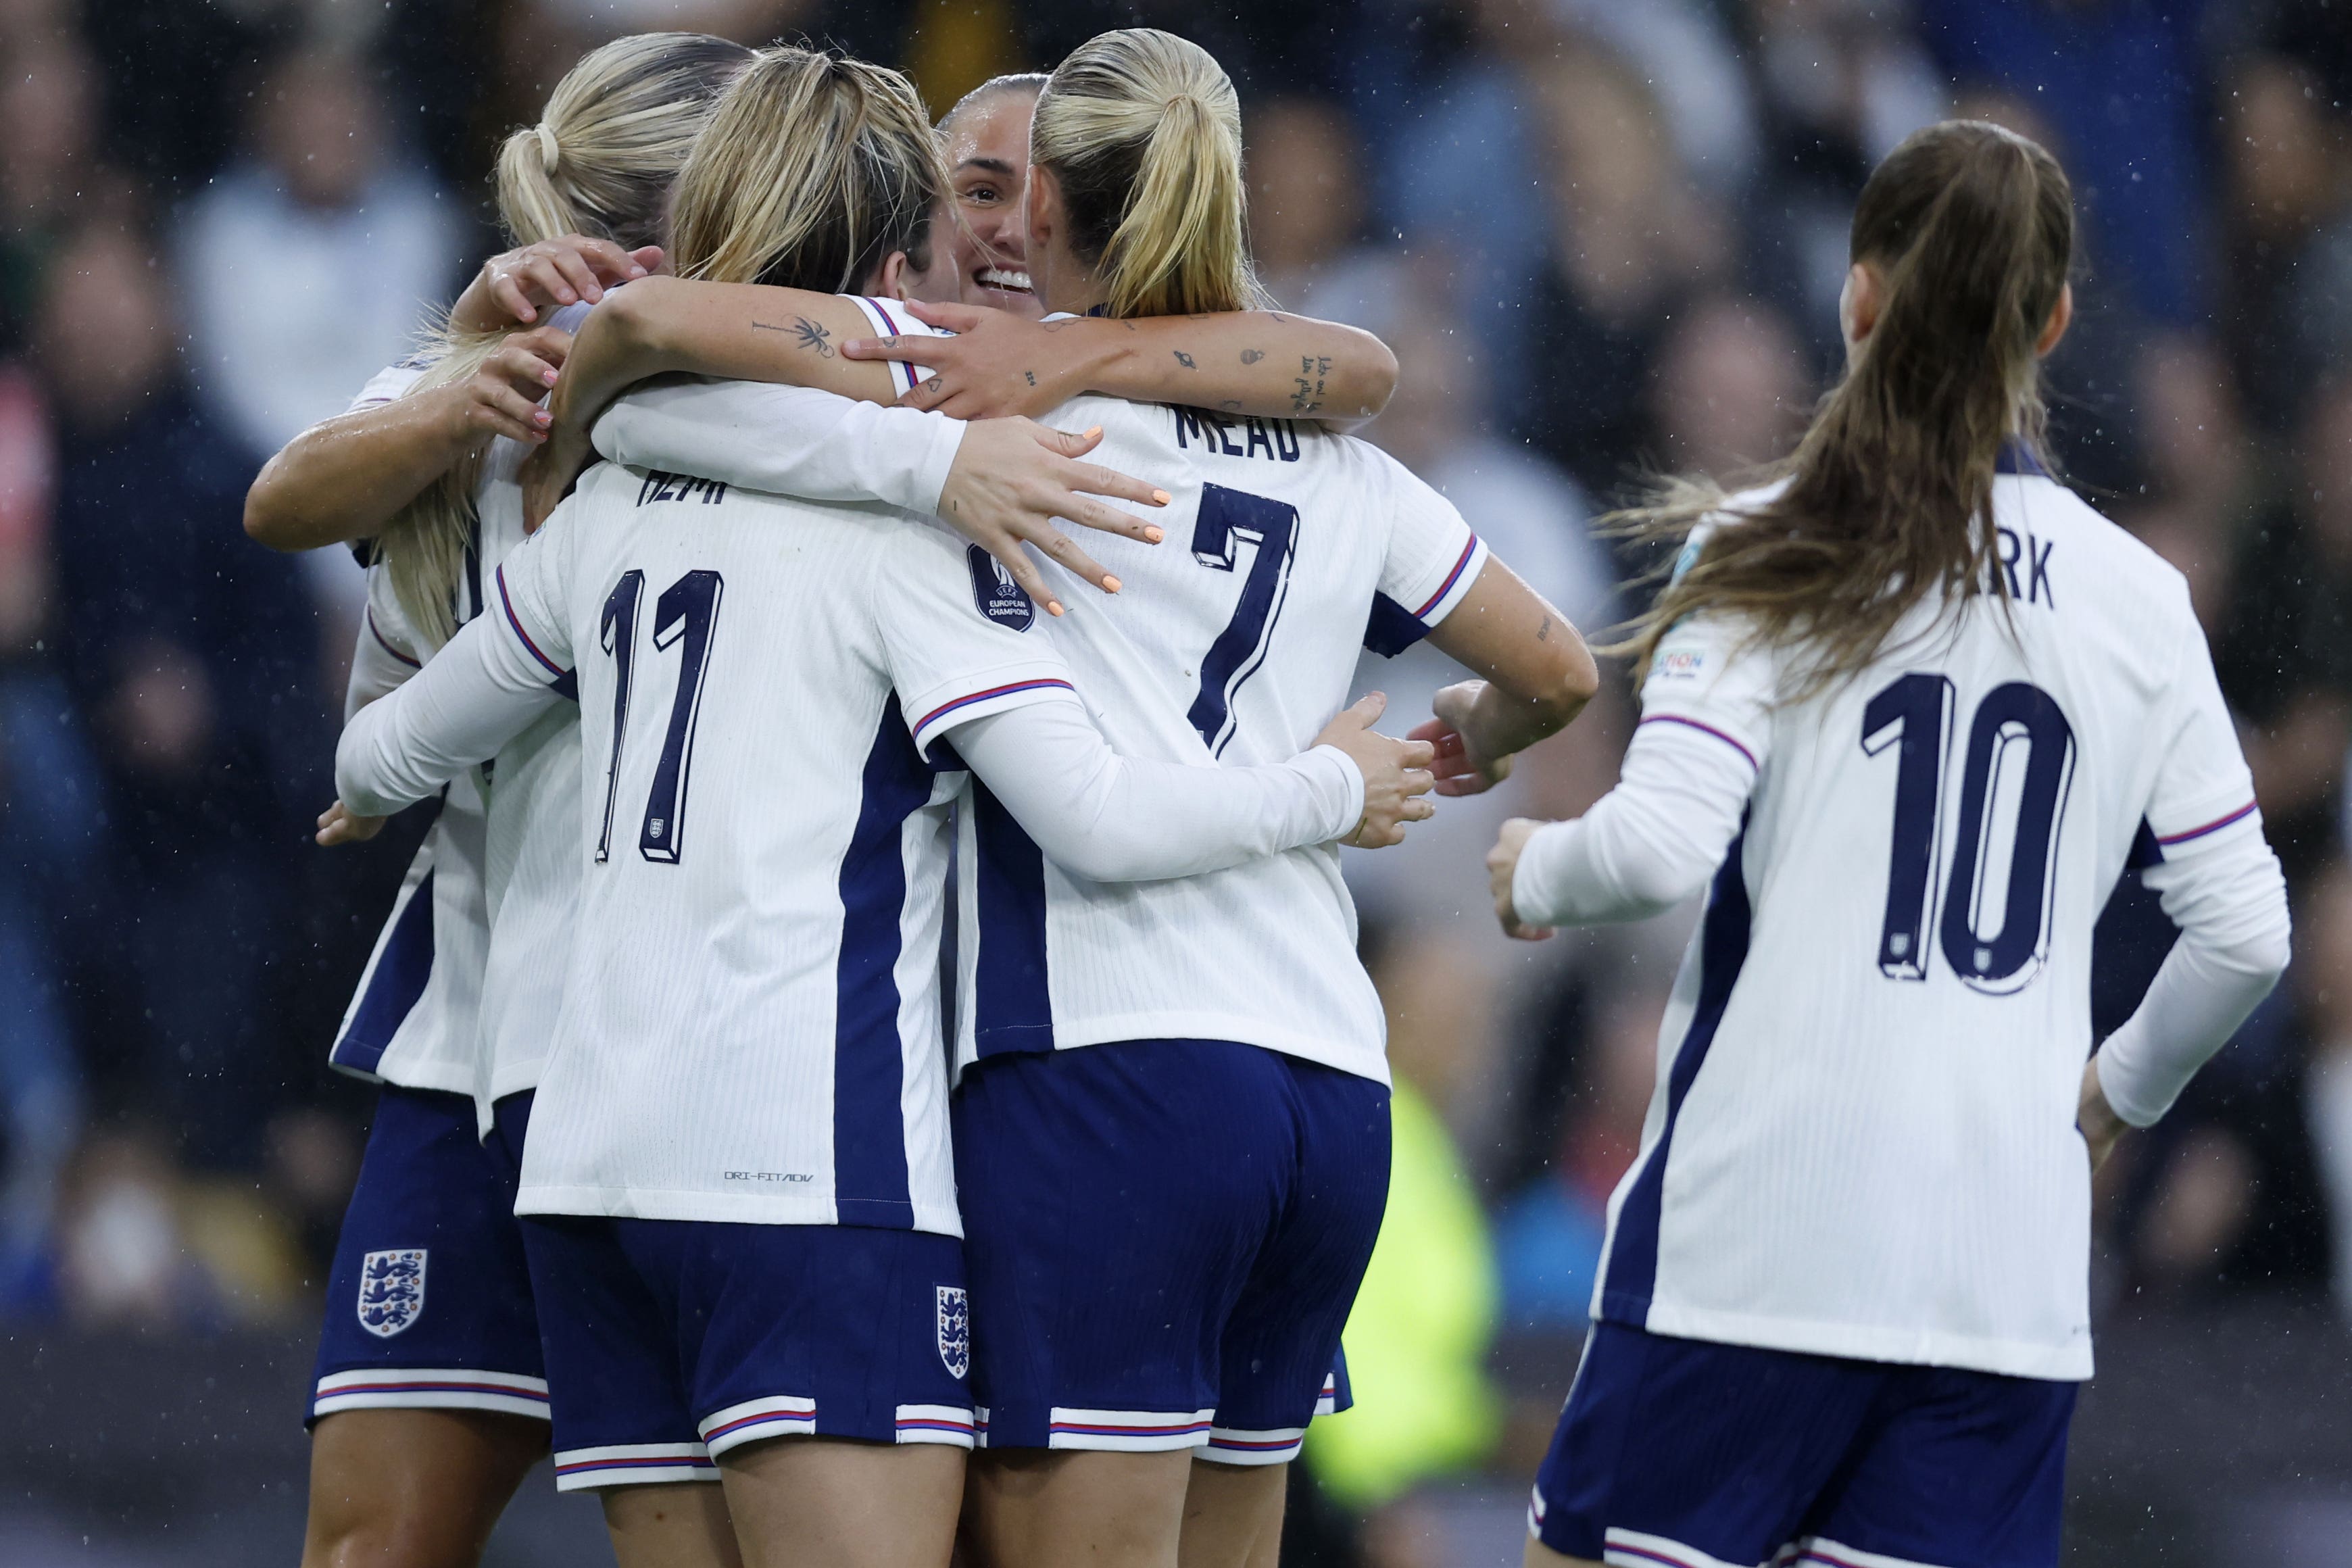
[520,1206,973,1491]
[954,1038,1389,1465]
[1529,1322,2078,1568]
[309,1085,548,1425]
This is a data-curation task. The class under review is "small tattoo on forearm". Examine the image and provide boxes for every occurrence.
[1220,399,1244,412]
[1173,350,1196,369]
[1538,615,1552,642]
[1240,349,1264,365]
[1024,370,1037,386]
[753,316,834,357]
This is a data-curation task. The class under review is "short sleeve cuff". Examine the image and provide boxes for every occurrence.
[849,296,940,398]
[904,667,1080,760]
[1364,535,1487,657]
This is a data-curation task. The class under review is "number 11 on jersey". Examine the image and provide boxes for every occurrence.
[595,568,726,866]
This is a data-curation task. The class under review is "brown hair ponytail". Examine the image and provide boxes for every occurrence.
[1612,120,2074,695]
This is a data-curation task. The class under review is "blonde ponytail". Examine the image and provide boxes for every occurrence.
[492,32,752,250]
[668,47,944,292]
[377,32,752,645]
[1031,29,1264,319]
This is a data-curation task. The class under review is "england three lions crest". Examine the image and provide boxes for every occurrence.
[358,1248,427,1338]
[936,1285,971,1380]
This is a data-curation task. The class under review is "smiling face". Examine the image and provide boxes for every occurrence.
[941,86,1042,317]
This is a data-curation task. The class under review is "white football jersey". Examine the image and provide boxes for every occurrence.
[329,301,592,1095]
[474,295,949,1119]
[1595,464,2263,1379]
[952,395,1486,1086]
[493,462,1078,1233]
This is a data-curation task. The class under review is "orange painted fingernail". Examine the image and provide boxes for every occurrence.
[1086,426,1103,439]
[1143,526,1165,544]
[1048,601,1065,617]
[1103,576,1122,593]
[1151,489,1171,506]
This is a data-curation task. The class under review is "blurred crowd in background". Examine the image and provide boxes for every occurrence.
[3,0,2351,1553]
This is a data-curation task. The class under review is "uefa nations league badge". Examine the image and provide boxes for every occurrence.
[967,545,1035,631]
[937,1285,971,1379]
[358,1248,428,1338]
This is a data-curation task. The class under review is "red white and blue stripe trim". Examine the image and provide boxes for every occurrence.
[312,1367,549,1421]
[1598,1525,1750,1568]
[2154,801,2258,848]
[910,677,1077,752]
[1314,1369,1342,1417]
[852,295,927,397]
[1638,713,1760,772]
[1046,1406,1216,1452]
[1771,1538,1938,1568]
[366,608,421,669]
[1203,1423,1305,1466]
[697,1394,817,1456]
[495,564,566,679]
[1412,535,1483,618]
[553,1442,718,1492]
[895,1403,977,1448]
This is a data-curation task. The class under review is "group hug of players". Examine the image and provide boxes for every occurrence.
[242,24,2293,1568]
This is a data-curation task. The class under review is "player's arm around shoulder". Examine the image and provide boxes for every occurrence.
[842,300,1398,426]
[1419,558,1600,796]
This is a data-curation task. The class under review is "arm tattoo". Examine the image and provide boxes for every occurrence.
[752,316,835,357]
[1024,370,1037,386]
[1290,354,1334,414]
[1240,349,1264,365]
[1173,350,1197,370]
[1537,614,1552,643]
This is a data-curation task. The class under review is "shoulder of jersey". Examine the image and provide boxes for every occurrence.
[2017,472,2190,609]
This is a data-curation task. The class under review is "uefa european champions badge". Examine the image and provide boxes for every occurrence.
[358,1248,428,1338]
[937,1285,971,1379]
[966,545,1035,632]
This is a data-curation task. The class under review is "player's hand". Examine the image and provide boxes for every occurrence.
[316,801,385,847]
[1487,816,1555,940]
[520,423,595,534]
[843,300,1079,420]
[456,236,660,330]
[1315,693,1438,848]
[1410,681,1515,796]
[444,324,572,449]
[935,418,1168,616]
[2078,1057,2128,1171]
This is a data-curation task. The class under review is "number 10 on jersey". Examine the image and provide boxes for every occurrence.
[1861,675,2077,994]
